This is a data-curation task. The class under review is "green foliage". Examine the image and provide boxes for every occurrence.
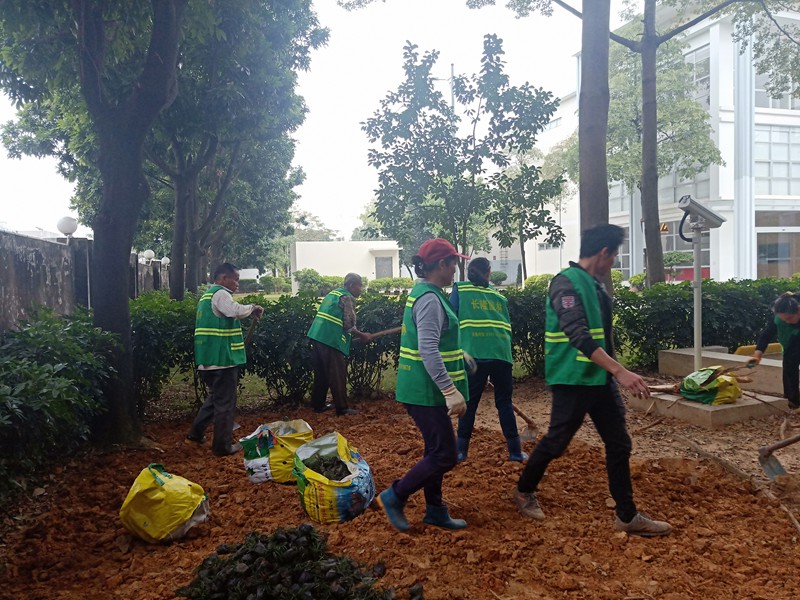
[610,269,624,284]
[504,286,548,377]
[259,275,292,294]
[238,279,261,293]
[347,294,405,396]
[364,35,561,259]
[246,295,319,406]
[523,274,553,289]
[490,271,508,285]
[368,277,414,293]
[0,308,116,497]
[294,269,345,297]
[628,272,647,289]
[130,292,198,415]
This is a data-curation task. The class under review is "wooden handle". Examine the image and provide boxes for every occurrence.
[370,326,402,339]
[512,404,536,427]
[761,431,800,456]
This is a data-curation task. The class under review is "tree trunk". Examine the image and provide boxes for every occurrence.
[518,223,528,280]
[578,0,611,232]
[641,0,666,284]
[169,177,189,300]
[91,145,146,444]
[74,0,187,445]
[184,177,201,292]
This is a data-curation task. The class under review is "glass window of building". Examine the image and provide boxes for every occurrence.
[685,45,710,108]
[756,211,800,278]
[613,227,631,279]
[755,72,800,110]
[754,125,800,195]
[609,181,628,213]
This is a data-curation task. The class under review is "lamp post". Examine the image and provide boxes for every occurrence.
[142,249,155,264]
[56,216,78,245]
[161,256,170,268]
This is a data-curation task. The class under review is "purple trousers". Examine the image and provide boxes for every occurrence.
[392,403,458,507]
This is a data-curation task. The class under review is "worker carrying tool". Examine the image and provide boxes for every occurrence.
[513,224,671,537]
[449,256,528,463]
[751,292,800,410]
[307,273,373,416]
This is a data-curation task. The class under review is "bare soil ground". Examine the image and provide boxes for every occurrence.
[3,377,800,600]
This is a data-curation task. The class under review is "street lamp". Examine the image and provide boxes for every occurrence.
[161,256,170,268]
[142,249,155,264]
[57,216,78,244]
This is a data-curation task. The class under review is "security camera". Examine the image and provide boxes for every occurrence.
[677,195,726,229]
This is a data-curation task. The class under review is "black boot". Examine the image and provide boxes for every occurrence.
[422,504,467,529]
[456,437,469,462]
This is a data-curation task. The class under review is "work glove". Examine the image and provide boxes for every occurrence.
[747,355,762,368]
[442,385,467,418]
[463,351,478,376]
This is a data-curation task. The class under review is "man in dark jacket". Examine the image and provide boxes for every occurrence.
[513,224,671,537]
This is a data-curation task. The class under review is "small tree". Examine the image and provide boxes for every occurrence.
[490,271,508,285]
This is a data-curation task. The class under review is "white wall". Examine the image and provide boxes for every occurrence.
[290,240,401,294]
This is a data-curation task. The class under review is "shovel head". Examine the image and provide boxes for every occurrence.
[519,423,538,443]
[759,451,788,480]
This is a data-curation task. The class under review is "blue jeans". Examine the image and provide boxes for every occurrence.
[457,359,518,442]
[392,403,457,507]
[517,383,637,522]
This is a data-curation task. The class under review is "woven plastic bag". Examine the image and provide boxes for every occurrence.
[292,432,375,524]
[680,366,742,405]
[240,419,313,484]
[119,463,209,543]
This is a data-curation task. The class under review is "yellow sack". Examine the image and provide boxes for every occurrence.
[292,432,375,524]
[119,464,209,544]
[240,419,313,484]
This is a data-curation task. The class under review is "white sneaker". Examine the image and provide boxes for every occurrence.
[614,512,672,537]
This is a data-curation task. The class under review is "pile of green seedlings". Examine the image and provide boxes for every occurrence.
[177,524,421,600]
[302,453,352,481]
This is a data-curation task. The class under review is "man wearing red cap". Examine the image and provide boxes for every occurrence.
[377,238,473,531]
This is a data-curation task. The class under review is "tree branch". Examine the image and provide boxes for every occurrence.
[659,0,754,45]
[550,0,639,53]
[197,140,241,243]
[757,0,800,47]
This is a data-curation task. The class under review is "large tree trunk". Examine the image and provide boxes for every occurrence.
[641,0,666,285]
[169,177,189,300]
[518,223,528,280]
[578,0,611,232]
[75,0,187,445]
[184,177,201,292]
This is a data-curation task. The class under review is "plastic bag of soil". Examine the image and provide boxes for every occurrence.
[240,419,313,484]
[680,366,741,405]
[293,432,375,524]
[119,463,209,543]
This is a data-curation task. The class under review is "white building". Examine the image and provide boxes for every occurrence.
[290,240,401,294]
[528,9,800,281]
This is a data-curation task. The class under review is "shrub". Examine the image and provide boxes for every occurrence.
[504,285,548,377]
[0,308,116,496]
[294,269,345,297]
[524,274,553,289]
[348,293,405,396]
[238,278,261,293]
[130,292,198,415]
[628,272,646,289]
[369,277,413,293]
[490,271,508,285]
[246,294,319,406]
[259,275,291,294]
[610,269,623,284]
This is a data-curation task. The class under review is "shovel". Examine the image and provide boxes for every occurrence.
[758,431,800,479]
[512,404,539,442]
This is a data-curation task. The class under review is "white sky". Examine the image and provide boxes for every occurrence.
[0,0,626,240]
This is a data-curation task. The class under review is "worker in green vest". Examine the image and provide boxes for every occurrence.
[751,292,800,409]
[376,238,470,532]
[307,273,371,416]
[187,263,264,456]
[514,224,671,537]
[450,257,527,462]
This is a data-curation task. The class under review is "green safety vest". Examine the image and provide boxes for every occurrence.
[194,285,247,367]
[307,288,352,356]
[544,267,607,386]
[396,282,469,406]
[454,281,513,363]
[774,315,799,352]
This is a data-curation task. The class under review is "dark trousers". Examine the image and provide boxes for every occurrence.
[393,403,458,507]
[189,367,239,454]
[310,342,349,412]
[783,336,800,408]
[517,383,637,522]
[456,360,519,442]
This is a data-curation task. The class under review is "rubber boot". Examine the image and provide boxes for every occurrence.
[377,487,410,531]
[506,435,529,463]
[422,504,467,530]
[456,437,469,463]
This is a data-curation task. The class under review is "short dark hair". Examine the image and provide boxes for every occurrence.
[467,257,491,287]
[774,292,800,315]
[213,263,239,280]
[579,224,625,259]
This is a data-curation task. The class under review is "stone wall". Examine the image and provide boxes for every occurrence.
[0,231,171,331]
[0,231,76,330]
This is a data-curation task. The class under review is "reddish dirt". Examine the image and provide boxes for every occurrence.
[3,378,800,600]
